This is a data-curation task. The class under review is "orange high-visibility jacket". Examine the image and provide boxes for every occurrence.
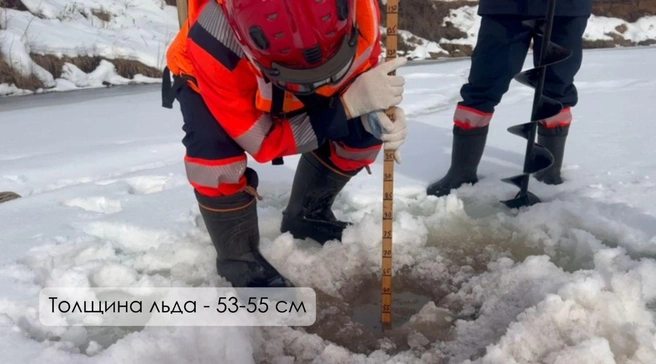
[166,0,383,164]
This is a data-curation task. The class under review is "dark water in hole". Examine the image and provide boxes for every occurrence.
[298,226,527,356]
[351,287,432,332]
[305,279,455,355]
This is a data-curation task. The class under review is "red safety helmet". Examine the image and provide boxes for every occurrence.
[221,0,359,95]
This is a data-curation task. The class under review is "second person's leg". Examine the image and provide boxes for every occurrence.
[532,15,589,185]
[427,15,533,197]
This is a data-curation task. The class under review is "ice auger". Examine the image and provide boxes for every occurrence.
[501,0,572,208]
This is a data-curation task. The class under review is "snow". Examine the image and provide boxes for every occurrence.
[0,26,56,88]
[4,0,656,96]
[442,6,656,49]
[59,59,161,89]
[4,0,656,97]
[584,15,656,44]
[397,29,448,59]
[441,5,481,47]
[0,82,36,96]
[0,1,177,95]
[392,5,656,62]
[1,43,656,364]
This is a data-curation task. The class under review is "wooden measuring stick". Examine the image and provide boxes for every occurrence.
[381,0,399,330]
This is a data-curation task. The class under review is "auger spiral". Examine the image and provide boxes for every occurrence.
[501,0,572,208]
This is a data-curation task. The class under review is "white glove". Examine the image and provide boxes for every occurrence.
[361,107,407,164]
[340,57,407,119]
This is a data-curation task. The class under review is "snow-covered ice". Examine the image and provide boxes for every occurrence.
[1,46,656,363]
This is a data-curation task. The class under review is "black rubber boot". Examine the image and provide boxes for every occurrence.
[196,168,293,288]
[426,124,488,197]
[534,123,569,185]
[280,150,357,244]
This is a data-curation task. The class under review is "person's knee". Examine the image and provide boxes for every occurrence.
[328,141,381,173]
[184,154,249,197]
[176,85,248,197]
[319,125,382,174]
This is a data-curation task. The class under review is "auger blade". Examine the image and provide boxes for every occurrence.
[501,0,566,210]
[525,144,554,174]
[501,190,542,208]
[533,95,563,121]
[543,42,572,65]
[514,68,542,89]
[507,123,533,139]
[501,174,528,188]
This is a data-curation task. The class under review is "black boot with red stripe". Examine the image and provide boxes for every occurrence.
[280,149,356,245]
[427,124,489,197]
[534,123,569,185]
[196,168,293,288]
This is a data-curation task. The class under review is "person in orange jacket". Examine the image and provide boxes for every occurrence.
[162,0,408,288]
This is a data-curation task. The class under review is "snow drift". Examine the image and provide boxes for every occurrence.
[0,0,178,95]
[4,0,656,95]
[389,2,656,60]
